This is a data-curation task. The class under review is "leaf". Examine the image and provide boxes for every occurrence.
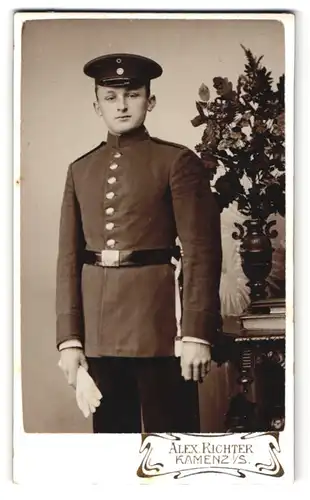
[276,74,285,107]
[213,77,234,98]
[198,83,210,102]
[257,55,264,65]
[195,101,206,119]
[191,115,204,127]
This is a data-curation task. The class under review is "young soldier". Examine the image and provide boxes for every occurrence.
[56,53,222,433]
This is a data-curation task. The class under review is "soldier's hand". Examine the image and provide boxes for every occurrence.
[59,348,88,388]
[181,342,212,382]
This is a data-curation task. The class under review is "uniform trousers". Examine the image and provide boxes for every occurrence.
[87,356,200,433]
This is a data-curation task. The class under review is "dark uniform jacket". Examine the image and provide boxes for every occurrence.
[56,125,222,358]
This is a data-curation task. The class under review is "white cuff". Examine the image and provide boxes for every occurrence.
[182,336,211,346]
[58,339,83,351]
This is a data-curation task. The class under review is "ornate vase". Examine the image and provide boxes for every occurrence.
[233,218,278,301]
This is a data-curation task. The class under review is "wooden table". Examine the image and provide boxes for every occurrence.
[213,327,285,432]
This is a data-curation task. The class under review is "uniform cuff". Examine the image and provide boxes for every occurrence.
[182,336,211,346]
[58,339,83,351]
[181,309,219,345]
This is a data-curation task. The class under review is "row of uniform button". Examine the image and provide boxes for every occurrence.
[105,152,122,248]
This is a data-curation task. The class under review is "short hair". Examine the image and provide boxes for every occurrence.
[95,81,151,100]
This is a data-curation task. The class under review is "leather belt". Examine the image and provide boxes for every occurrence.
[83,247,181,268]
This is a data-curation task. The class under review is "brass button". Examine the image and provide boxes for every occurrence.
[108,177,117,185]
[109,163,118,170]
[106,191,115,200]
[106,222,115,230]
[113,152,121,158]
[105,207,115,215]
[107,239,116,248]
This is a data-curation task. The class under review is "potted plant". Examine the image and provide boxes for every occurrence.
[191,45,285,301]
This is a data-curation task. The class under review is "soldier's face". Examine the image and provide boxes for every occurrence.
[95,85,156,135]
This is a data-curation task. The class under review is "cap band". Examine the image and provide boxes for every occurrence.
[96,77,149,88]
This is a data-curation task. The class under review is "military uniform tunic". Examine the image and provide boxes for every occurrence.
[56,125,222,358]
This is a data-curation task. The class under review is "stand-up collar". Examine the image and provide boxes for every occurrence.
[106,125,150,149]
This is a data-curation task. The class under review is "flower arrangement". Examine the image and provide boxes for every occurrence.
[191,45,285,220]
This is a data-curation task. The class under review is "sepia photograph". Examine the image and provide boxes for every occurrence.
[14,11,293,483]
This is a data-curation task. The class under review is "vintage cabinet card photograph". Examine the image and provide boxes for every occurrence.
[13,11,294,485]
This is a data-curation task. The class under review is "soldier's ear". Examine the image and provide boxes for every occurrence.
[147,95,156,112]
[93,101,103,117]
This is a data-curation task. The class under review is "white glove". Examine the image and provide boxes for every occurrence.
[75,366,103,418]
[58,361,103,418]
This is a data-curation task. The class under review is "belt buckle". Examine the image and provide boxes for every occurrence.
[101,250,120,267]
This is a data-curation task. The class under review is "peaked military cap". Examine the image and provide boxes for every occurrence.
[83,53,163,87]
